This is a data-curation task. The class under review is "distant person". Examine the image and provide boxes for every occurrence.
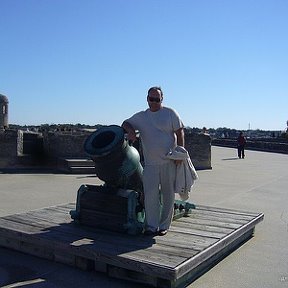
[122,86,184,236]
[237,132,246,159]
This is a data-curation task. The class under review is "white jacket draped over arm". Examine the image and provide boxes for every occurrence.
[166,146,198,201]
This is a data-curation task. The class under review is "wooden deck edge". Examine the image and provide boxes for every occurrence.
[175,212,264,279]
[171,228,255,288]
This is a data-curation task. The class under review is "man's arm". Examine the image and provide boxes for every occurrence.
[121,121,137,143]
[175,127,185,147]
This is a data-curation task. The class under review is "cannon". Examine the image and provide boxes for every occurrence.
[84,125,143,194]
[70,125,145,235]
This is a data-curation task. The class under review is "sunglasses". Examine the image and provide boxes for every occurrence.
[148,96,161,103]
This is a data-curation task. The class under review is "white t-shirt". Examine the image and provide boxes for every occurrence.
[126,106,184,165]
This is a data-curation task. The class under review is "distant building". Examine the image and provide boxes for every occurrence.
[0,94,9,131]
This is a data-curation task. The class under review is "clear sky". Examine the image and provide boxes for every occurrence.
[0,0,287,131]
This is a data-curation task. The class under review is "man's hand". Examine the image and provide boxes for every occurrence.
[122,121,137,143]
[174,159,183,165]
[127,131,137,143]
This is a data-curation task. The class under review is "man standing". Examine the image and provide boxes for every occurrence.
[237,131,247,159]
[122,86,184,236]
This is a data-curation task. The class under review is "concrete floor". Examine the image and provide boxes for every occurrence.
[0,146,287,288]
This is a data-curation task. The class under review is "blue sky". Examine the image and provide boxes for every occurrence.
[0,0,287,131]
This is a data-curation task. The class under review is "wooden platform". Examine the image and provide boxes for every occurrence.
[0,203,263,288]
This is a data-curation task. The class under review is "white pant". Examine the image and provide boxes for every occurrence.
[143,161,176,231]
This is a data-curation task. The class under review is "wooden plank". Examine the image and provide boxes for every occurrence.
[191,208,256,221]
[168,224,227,239]
[135,243,199,259]
[118,246,188,268]
[187,212,250,225]
[3,209,72,226]
[172,218,235,235]
[154,231,219,252]
[195,205,261,217]
[0,217,46,234]
[174,216,242,230]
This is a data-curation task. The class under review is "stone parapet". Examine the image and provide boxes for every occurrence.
[0,129,212,170]
[212,138,288,154]
[43,130,212,170]
[185,132,212,170]
[0,130,19,167]
[43,131,91,158]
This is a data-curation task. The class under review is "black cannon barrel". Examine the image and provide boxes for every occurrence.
[84,125,143,193]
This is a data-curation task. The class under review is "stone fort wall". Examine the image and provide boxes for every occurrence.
[0,130,20,167]
[43,131,89,158]
[0,130,212,170]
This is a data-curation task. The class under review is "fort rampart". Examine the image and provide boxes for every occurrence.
[212,138,288,154]
[0,130,212,170]
[0,130,19,167]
